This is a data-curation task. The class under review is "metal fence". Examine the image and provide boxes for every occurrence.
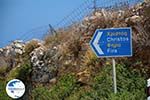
[18,0,143,42]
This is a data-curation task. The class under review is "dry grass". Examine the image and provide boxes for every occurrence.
[24,40,40,55]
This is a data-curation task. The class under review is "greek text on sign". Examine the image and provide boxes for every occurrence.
[90,27,132,57]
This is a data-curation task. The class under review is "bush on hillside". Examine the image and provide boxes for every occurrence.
[0,80,11,100]
[31,63,146,100]
[31,74,77,100]
[6,61,32,82]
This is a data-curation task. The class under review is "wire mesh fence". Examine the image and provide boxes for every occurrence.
[18,0,143,42]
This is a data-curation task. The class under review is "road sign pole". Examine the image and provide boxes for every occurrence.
[147,79,150,100]
[112,58,117,94]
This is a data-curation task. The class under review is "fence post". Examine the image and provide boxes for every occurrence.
[93,0,97,12]
[48,24,57,35]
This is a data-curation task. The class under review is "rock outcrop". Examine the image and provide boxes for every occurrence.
[30,44,60,83]
[0,40,25,57]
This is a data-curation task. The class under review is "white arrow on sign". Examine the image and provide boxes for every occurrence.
[92,32,104,55]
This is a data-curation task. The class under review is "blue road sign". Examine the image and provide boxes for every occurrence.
[90,27,132,57]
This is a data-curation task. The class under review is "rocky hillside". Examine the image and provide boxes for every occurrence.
[0,0,150,100]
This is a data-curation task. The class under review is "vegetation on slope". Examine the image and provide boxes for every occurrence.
[31,63,146,100]
[0,1,149,100]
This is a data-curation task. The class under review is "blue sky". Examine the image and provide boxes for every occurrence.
[0,0,142,47]
[0,0,87,47]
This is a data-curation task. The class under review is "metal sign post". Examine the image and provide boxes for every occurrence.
[147,79,150,100]
[112,58,117,93]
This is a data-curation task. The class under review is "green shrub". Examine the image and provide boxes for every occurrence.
[92,63,146,100]
[50,74,77,99]
[32,74,77,100]
[31,86,50,100]
[31,63,146,100]
[6,61,32,82]
[0,66,8,75]
[1,61,32,99]
[65,86,95,100]
[0,80,11,100]
[18,61,32,81]
[64,63,146,100]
